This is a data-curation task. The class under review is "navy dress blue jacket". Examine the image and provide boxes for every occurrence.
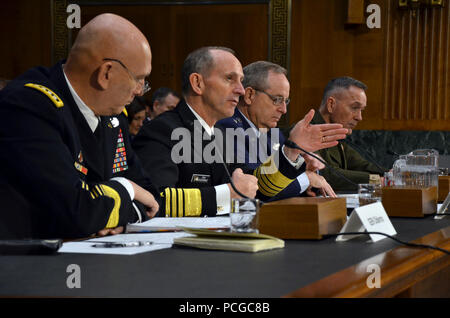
[218,108,305,201]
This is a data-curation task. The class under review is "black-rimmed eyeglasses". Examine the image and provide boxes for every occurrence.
[254,88,290,106]
[103,58,151,95]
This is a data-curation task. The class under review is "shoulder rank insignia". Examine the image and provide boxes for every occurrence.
[25,83,64,108]
[233,117,242,124]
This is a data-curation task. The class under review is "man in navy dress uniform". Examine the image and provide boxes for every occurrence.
[133,47,346,217]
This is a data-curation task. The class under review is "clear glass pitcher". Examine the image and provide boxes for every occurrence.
[392,149,439,188]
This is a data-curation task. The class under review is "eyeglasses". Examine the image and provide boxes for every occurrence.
[254,88,290,106]
[103,58,151,95]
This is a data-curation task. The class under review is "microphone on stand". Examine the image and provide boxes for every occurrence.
[210,133,250,199]
[386,149,401,157]
[342,139,388,172]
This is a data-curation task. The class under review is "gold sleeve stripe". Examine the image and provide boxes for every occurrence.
[177,188,184,217]
[260,170,294,196]
[161,188,202,217]
[259,168,283,192]
[92,185,103,198]
[164,188,171,217]
[184,189,202,216]
[255,155,295,197]
[255,168,279,197]
[24,83,64,108]
[99,185,121,228]
[83,182,89,191]
[170,188,176,217]
[95,185,104,196]
[82,181,95,199]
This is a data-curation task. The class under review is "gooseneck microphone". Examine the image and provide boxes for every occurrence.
[210,133,250,199]
[386,149,401,157]
[284,140,359,187]
[342,139,388,172]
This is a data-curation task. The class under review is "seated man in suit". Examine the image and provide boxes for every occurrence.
[0,14,159,239]
[218,61,335,199]
[133,47,347,217]
[311,76,388,191]
[142,87,181,121]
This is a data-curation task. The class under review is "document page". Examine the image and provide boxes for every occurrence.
[58,232,193,255]
[126,216,230,232]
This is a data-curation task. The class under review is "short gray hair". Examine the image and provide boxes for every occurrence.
[320,76,367,107]
[181,46,236,95]
[242,61,287,90]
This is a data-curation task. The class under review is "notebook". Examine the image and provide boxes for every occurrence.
[173,228,285,253]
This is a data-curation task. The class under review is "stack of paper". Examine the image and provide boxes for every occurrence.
[58,232,193,255]
[126,216,230,233]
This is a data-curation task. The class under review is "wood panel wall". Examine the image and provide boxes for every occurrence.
[384,1,450,130]
[289,0,450,131]
[1,0,448,131]
[73,3,269,97]
[0,0,52,79]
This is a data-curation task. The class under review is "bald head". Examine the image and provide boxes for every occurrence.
[64,14,152,116]
[67,14,150,71]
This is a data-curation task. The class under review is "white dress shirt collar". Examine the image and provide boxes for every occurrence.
[63,68,100,132]
[237,108,261,137]
[186,102,215,136]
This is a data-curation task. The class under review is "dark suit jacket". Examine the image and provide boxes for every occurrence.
[132,101,305,217]
[218,108,304,200]
[0,61,158,239]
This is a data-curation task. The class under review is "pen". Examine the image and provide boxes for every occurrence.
[91,241,154,248]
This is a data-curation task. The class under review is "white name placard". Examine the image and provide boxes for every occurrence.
[336,202,397,243]
[435,192,450,220]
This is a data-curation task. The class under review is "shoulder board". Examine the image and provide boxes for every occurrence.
[24,83,64,108]
[122,108,128,117]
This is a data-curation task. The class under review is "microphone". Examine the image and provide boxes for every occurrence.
[386,149,401,157]
[284,140,359,187]
[210,133,250,199]
[342,139,387,172]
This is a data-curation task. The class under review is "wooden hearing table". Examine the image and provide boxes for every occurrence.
[0,216,449,298]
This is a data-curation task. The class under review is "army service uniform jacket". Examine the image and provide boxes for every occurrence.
[132,101,306,217]
[0,61,159,239]
[311,111,387,191]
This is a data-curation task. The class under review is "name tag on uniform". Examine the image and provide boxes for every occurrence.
[191,174,210,183]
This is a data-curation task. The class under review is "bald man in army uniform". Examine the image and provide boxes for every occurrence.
[0,14,159,239]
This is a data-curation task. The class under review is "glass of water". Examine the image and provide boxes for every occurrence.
[358,184,382,206]
[230,198,260,233]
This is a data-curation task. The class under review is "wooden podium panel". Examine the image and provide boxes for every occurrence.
[258,197,347,239]
[382,186,437,217]
[285,226,450,298]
